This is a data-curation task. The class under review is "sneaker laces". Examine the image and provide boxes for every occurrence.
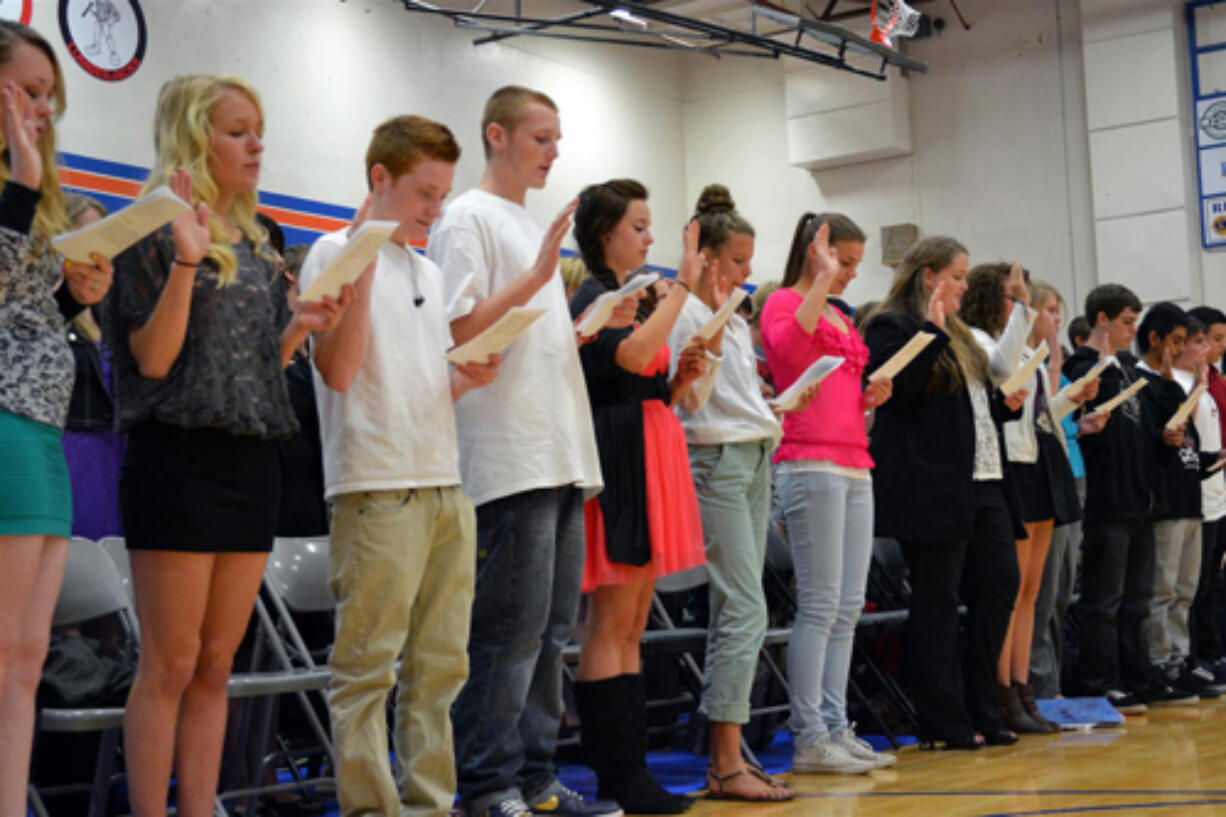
[494,797,531,817]
[839,722,875,753]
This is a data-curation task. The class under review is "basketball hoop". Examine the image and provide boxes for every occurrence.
[870,0,922,48]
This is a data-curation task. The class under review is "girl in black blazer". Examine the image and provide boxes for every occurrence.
[863,236,1028,749]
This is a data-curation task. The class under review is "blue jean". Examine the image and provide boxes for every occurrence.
[777,469,874,747]
[453,486,585,813]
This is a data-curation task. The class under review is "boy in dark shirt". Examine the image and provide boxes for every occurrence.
[1144,312,1223,697]
[1064,287,1195,712]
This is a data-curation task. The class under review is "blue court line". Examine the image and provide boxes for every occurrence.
[981,799,1226,815]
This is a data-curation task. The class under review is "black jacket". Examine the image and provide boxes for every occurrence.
[1135,364,1218,520]
[865,311,1026,543]
[65,326,114,431]
[1064,347,1175,524]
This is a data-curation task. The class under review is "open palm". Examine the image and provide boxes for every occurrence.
[169,167,211,263]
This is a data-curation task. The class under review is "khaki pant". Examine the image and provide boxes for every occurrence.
[328,486,476,817]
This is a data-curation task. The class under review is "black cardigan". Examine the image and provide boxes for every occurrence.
[865,310,1026,543]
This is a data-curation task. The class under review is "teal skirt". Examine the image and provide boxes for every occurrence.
[0,410,72,538]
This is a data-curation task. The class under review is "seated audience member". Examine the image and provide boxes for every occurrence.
[61,193,125,540]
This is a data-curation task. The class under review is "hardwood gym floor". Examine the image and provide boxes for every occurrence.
[698,700,1226,816]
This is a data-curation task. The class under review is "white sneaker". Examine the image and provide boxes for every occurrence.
[832,724,897,768]
[792,734,876,775]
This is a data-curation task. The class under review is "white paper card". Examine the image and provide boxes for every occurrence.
[696,288,748,341]
[576,273,659,337]
[770,355,844,412]
[1167,382,1208,431]
[1000,340,1049,396]
[1057,356,1114,402]
[868,331,936,383]
[446,307,545,365]
[52,186,190,263]
[299,221,398,302]
[1092,378,1148,416]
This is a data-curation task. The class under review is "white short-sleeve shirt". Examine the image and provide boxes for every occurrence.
[299,229,461,498]
[427,189,603,506]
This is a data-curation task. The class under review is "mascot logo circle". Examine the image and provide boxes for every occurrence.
[58,0,146,82]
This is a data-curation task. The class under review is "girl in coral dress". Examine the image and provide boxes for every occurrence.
[567,178,707,814]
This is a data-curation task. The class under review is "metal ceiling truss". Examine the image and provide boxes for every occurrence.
[399,0,928,80]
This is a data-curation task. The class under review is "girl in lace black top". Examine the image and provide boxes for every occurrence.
[106,74,350,815]
[0,21,115,810]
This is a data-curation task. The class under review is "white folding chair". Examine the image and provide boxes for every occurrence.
[33,537,136,817]
[220,536,336,814]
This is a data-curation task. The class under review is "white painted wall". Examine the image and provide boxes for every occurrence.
[682,0,1098,314]
[17,0,1215,314]
[27,0,690,262]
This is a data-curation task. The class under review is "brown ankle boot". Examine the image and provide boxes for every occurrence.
[998,684,1050,734]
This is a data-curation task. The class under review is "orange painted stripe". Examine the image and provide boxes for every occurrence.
[257,205,349,234]
[58,168,143,197]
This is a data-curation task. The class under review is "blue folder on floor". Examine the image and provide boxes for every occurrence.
[1035,696,1126,728]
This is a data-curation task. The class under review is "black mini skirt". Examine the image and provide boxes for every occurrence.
[120,420,280,552]
[1009,427,1081,527]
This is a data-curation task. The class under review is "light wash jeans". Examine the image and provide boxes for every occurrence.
[689,440,772,724]
[777,468,873,747]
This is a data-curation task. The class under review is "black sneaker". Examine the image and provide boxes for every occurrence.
[1139,683,1199,706]
[1104,688,1147,715]
[1182,664,1223,699]
[529,785,623,817]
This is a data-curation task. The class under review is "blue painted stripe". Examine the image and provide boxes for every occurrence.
[59,151,149,182]
[258,190,357,220]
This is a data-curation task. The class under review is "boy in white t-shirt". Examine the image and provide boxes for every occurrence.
[427,87,619,817]
[298,115,499,817]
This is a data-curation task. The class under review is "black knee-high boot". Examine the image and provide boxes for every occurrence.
[573,675,690,814]
[622,673,693,813]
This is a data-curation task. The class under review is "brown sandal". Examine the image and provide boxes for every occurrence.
[706,767,794,802]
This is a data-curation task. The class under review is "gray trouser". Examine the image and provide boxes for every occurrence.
[690,440,772,724]
[1148,517,1203,665]
[1030,478,1084,697]
[777,469,873,746]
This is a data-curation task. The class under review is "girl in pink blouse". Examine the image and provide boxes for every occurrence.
[760,213,893,774]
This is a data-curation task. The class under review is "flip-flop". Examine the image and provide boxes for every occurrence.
[705,768,795,802]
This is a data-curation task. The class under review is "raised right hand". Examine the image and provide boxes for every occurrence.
[531,199,577,285]
[1,81,41,190]
[1005,259,1030,306]
[169,167,210,266]
[927,279,948,329]
[806,222,839,292]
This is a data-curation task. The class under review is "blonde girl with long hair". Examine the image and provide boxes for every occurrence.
[107,74,350,816]
[0,20,114,814]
